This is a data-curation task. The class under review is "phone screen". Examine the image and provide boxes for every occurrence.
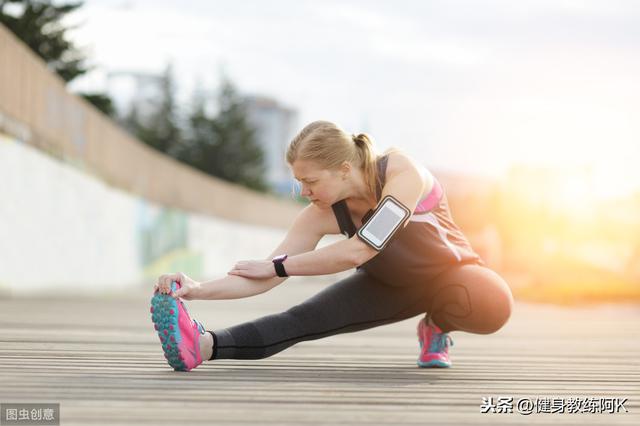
[366,207,405,241]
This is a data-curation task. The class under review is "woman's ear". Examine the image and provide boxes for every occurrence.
[340,161,351,179]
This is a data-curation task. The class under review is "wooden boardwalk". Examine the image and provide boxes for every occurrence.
[0,278,638,425]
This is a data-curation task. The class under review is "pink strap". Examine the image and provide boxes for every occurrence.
[414,179,443,213]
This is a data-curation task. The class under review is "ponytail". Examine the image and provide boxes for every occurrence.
[352,133,380,202]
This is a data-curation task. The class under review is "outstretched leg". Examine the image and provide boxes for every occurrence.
[206,263,513,361]
[208,269,434,360]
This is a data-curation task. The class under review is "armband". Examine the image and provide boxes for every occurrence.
[356,195,411,251]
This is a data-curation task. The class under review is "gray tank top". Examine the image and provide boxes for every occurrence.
[330,154,484,286]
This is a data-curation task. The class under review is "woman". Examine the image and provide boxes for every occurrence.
[150,120,514,372]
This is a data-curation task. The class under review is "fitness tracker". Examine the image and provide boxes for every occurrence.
[357,195,411,251]
[272,254,289,277]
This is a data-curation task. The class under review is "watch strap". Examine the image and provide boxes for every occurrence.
[272,255,289,277]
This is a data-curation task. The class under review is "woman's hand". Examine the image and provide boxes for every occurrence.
[154,272,202,300]
[228,260,276,279]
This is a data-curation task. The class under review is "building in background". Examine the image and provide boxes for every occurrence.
[105,71,164,122]
[102,73,299,196]
[243,95,298,196]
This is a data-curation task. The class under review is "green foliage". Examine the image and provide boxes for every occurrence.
[0,0,86,82]
[1,0,115,115]
[125,65,183,156]
[179,78,268,192]
[124,70,268,193]
[81,92,115,117]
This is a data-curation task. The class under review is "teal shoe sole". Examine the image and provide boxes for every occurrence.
[417,359,451,368]
[150,283,187,371]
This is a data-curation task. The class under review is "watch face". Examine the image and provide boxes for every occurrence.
[274,254,287,262]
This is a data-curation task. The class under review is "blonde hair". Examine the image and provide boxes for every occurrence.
[286,120,400,201]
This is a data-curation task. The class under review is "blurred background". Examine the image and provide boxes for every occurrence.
[1,0,639,304]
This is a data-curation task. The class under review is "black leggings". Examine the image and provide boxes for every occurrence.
[208,263,514,360]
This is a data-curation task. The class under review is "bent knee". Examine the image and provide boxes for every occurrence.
[477,284,514,334]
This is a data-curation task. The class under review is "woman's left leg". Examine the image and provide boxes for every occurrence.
[423,263,514,334]
[411,262,513,367]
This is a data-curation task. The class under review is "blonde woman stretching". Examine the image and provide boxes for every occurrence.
[150,120,514,371]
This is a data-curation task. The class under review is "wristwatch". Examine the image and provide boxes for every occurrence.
[272,254,289,277]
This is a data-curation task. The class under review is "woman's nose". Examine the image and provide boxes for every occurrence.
[300,185,311,196]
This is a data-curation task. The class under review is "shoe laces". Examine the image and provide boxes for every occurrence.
[193,319,206,335]
[428,330,454,353]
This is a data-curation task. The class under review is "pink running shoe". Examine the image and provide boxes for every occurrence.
[150,281,207,371]
[416,317,454,368]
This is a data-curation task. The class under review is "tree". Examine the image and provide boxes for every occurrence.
[81,92,115,117]
[1,0,115,116]
[124,64,183,156]
[181,78,268,192]
[0,0,87,81]
[176,88,208,166]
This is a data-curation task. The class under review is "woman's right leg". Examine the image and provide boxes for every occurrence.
[207,269,434,360]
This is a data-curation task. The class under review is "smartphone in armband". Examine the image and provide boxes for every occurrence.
[357,195,411,251]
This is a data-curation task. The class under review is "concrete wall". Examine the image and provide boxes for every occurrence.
[0,133,305,295]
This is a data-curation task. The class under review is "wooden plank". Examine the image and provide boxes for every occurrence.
[0,284,638,425]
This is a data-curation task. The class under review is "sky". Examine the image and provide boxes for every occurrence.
[67,0,640,195]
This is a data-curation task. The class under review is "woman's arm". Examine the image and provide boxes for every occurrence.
[189,204,327,300]
[277,235,370,276]
[199,235,365,296]
[195,271,286,300]
[227,229,377,279]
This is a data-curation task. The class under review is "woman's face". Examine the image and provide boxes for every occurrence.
[290,160,348,208]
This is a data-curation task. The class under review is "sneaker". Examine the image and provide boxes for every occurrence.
[150,281,206,371]
[416,317,454,368]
